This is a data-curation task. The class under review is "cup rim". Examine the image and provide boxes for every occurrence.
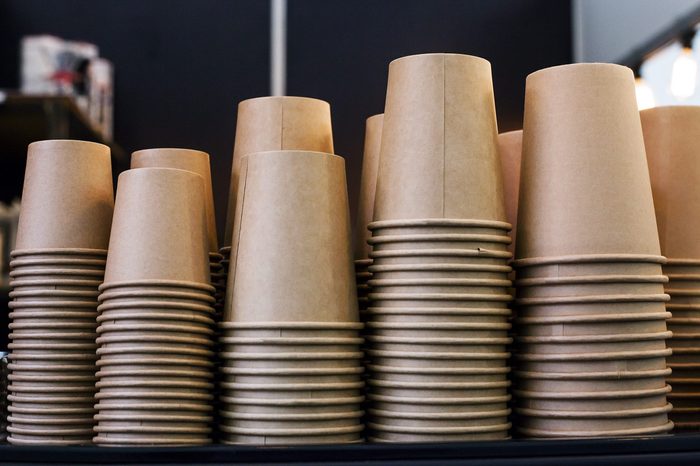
[98,280,215,294]
[513,254,666,268]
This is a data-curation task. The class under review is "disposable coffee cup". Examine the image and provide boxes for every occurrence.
[354,114,384,261]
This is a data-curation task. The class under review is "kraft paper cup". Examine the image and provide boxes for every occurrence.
[221,426,362,445]
[374,53,505,222]
[517,64,660,260]
[367,349,509,370]
[370,247,512,267]
[367,422,510,442]
[369,365,509,384]
[367,277,511,295]
[368,291,512,310]
[364,321,510,339]
[354,114,383,260]
[515,404,671,432]
[366,335,511,354]
[513,254,666,280]
[9,267,105,280]
[9,257,107,273]
[642,106,700,260]
[367,378,509,399]
[131,148,218,253]
[225,151,357,323]
[219,336,362,354]
[515,383,672,411]
[220,366,363,385]
[514,368,670,392]
[515,313,670,337]
[97,289,216,306]
[224,96,334,248]
[516,331,671,355]
[498,130,522,254]
[516,423,673,439]
[368,262,512,281]
[368,218,511,236]
[514,274,667,299]
[103,167,209,284]
[366,306,511,324]
[220,409,363,429]
[369,407,510,428]
[15,140,114,250]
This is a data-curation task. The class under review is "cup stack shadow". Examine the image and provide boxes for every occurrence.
[92,167,215,447]
[365,53,513,443]
[7,140,114,446]
[218,150,364,445]
[642,106,700,431]
[512,64,673,438]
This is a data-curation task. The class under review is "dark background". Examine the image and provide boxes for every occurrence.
[0,0,571,242]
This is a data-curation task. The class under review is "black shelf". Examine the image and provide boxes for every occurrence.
[1,434,700,465]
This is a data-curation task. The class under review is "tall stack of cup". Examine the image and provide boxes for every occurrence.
[220,96,335,291]
[365,53,513,443]
[93,167,215,447]
[130,149,222,316]
[354,114,384,316]
[642,105,700,431]
[513,64,673,438]
[7,140,114,445]
[218,150,364,445]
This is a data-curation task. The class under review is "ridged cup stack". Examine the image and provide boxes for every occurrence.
[365,53,513,443]
[220,96,335,292]
[512,64,673,438]
[93,167,215,447]
[354,114,384,316]
[219,150,364,445]
[642,106,700,431]
[131,149,223,317]
[7,140,114,446]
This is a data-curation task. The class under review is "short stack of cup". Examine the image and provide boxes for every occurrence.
[642,106,700,430]
[365,53,513,442]
[7,140,114,446]
[218,150,364,445]
[219,96,336,316]
[93,166,215,447]
[512,63,673,438]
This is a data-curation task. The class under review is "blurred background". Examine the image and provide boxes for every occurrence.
[1,0,700,343]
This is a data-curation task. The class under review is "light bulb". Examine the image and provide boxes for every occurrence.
[671,47,697,99]
[635,77,655,110]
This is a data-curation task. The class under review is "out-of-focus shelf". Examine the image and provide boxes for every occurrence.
[0,91,126,203]
[0,434,700,465]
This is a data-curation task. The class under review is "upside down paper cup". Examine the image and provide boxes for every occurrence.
[15,140,114,251]
[517,64,660,260]
[374,53,505,223]
[224,96,334,248]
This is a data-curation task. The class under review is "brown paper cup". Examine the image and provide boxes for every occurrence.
[374,53,505,222]
[224,96,334,248]
[642,106,700,260]
[367,349,509,369]
[368,233,511,253]
[368,262,512,281]
[226,150,357,323]
[517,64,660,259]
[103,167,209,284]
[370,247,512,266]
[366,306,510,324]
[515,422,673,439]
[15,140,114,250]
[131,148,218,252]
[354,114,383,260]
[498,130,522,254]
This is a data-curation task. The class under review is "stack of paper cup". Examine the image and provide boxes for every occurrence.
[366,53,513,442]
[219,150,364,445]
[130,149,223,317]
[7,140,114,446]
[93,167,215,447]
[354,114,383,316]
[220,96,335,288]
[513,64,673,438]
[1,352,7,442]
[642,105,700,431]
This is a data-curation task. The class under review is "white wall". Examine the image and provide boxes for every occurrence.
[573,0,700,63]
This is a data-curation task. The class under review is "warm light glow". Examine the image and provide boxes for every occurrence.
[635,77,655,110]
[671,47,698,99]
